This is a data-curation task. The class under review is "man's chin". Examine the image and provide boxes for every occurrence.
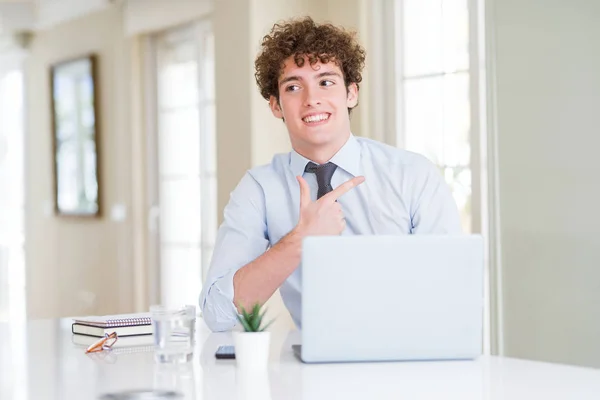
[288,126,347,149]
[300,127,336,140]
[302,135,335,147]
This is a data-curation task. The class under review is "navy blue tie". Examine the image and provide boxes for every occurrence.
[304,162,338,199]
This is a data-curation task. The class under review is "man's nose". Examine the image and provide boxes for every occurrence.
[303,85,321,107]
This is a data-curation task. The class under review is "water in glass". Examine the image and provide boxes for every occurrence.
[151,305,196,363]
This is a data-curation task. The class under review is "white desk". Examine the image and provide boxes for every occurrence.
[1,318,600,399]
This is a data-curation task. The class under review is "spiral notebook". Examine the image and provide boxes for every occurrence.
[73,312,151,328]
[72,332,154,349]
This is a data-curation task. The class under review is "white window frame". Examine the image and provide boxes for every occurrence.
[369,0,502,355]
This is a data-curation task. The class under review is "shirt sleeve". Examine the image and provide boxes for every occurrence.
[199,172,269,332]
[409,156,463,234]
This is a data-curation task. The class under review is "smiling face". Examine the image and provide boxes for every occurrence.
[269,56,358,161]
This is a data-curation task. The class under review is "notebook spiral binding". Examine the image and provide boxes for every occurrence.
[103,316,152,327]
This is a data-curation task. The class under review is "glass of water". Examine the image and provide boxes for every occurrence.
[150,304,196,363]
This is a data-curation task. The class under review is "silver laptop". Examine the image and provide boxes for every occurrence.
[295,235,484,363]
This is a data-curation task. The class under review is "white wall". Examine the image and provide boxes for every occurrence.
[25,5,136,318]
[22,1,215,319]
[123,0,212,36]
[493,0,600,368]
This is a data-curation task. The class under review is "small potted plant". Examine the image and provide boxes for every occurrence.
[233,303,274,369]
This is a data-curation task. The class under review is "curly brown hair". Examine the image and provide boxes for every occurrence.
[254,17,366,104]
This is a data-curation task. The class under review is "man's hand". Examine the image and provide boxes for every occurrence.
[231,174,365,313]
[294,175,365,237]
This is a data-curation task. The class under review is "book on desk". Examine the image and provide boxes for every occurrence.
[72,332,154,351]
[71,312,153,337]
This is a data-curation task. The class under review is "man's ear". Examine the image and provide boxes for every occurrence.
[269,95,284,119]
[346,83,358,109]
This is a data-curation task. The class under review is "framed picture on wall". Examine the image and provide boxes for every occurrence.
[50,54,101,217]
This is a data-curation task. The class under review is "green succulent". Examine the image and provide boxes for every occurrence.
[236,303,274,332]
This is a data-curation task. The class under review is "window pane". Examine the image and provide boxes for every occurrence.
[0,68,26,324]
[404,73,470,166]
[201,246,213,282]
[201,103,216,174]
[403,0,469,76]
[442,72,470,166]
[443,166,472,233]
[202,175,218,247]
[159,179,201,244]
[0,71,24,212]
[442,0,470,72]
[403,0,443,77]
[155,23,215,301]
[160,245,201,308]
[202,32,215,102]
[404,76,444,164]
[158,108,200,176]
[158,60,198,109]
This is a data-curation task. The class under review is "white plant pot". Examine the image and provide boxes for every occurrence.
[236,368,272,400]
[233,331,271,370]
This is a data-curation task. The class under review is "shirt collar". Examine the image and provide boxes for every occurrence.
[289,134,362,178]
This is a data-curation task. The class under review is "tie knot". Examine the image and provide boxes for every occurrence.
[305,162,338,199]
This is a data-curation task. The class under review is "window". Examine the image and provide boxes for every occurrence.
[0,61,28,400]
[378,0,490,352]
[395,0,481,234]
[152,22,216,308]
[0,67,26,322]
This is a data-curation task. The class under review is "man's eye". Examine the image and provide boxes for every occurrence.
[286,85,300,92]
[321,80,334,87]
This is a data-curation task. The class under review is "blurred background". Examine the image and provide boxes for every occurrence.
[0,0,598,370]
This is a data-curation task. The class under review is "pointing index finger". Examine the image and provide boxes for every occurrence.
[297,175,311,207]
[319,176,365,203]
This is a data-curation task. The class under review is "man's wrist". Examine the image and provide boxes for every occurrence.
[277,227,304,256]
[289,226,307,242]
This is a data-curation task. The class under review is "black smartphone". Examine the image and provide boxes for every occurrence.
[215,345,236,359]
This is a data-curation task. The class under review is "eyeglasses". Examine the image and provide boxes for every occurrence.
[85,332,118,353]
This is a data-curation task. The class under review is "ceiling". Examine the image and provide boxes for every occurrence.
[0,0,117,34]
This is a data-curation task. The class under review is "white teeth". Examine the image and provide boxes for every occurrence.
[303,113,329,123]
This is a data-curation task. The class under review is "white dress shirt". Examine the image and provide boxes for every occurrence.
[200,135,462,331]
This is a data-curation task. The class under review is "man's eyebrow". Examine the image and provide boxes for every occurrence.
[279,71,343,87]
[315,71,343,79]
[279,75,302,86]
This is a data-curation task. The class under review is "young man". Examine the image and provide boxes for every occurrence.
[200,17,461,332]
